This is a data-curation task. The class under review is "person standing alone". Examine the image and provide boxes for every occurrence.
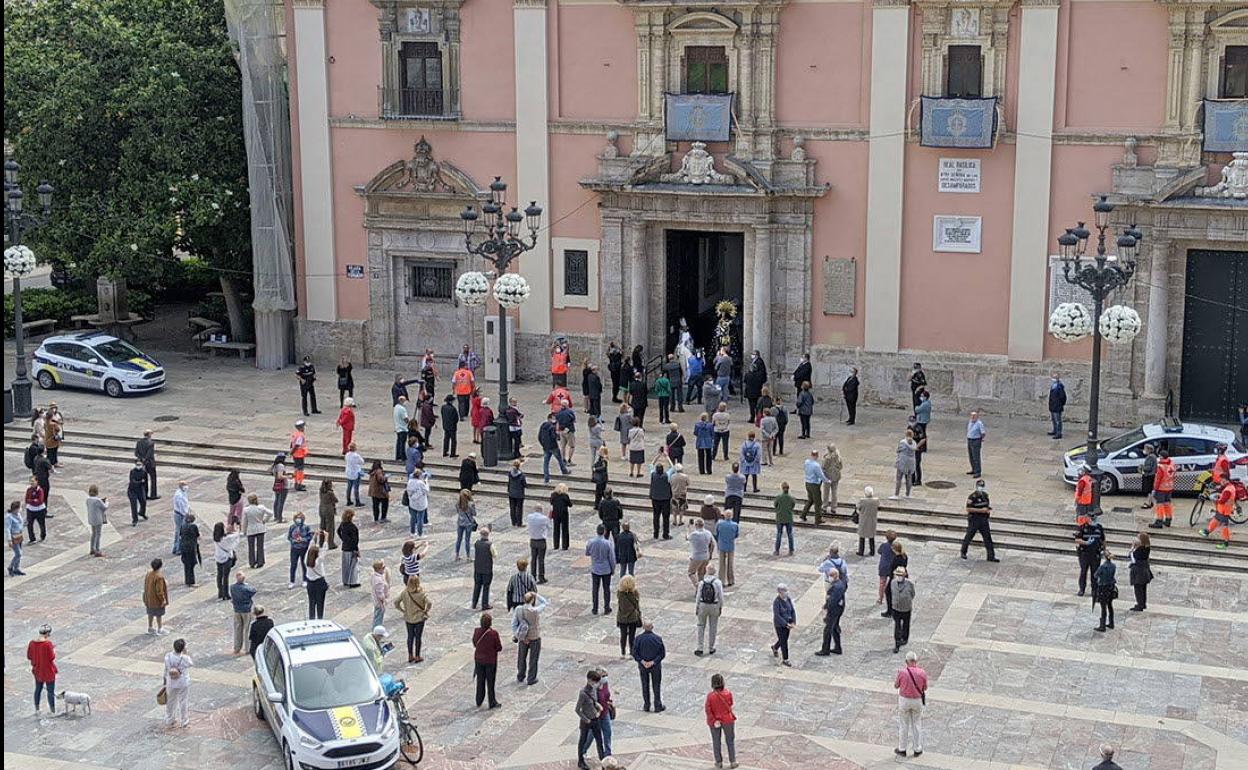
[704,673,738,769]
[296,356,320,416]
[1047,373,1067,439]
[894,651,927,758]
[965,411,986,478]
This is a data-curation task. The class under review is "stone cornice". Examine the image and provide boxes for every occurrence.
[1017,0,1061,8]
[291,0,324,8]
[513,0,548,8]
[872,0,911,7]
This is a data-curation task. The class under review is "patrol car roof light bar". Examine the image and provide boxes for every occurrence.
[1056,195,1141,515]
[4,157,55,420]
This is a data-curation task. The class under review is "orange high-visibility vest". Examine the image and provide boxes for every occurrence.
[452,368,475,395]
[1212,455,1231,485]
[1154,460,1175,492]
[1215,484,1236,515]
[1075,476,1093,505]
[551,350,569,375]
[290,431,307,458]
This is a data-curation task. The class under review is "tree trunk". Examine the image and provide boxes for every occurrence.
[219,274,252,343]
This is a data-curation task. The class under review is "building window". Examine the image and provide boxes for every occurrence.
[685,46,729,95]
[408,261,453,302]
[563,250,589,297]
[399,42,444,116]
[1221,46,1248,98]
[946,45,983,98]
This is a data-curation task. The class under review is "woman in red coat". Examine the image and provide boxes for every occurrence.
[704,673,737,768]
[472,395,495,445]
[27,623,58,714]
[336,398,356,455]
[471,613,502,709]
[469,389,484,443]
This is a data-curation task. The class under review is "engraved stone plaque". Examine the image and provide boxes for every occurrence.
[1048,255,1094,315]
[823,257,856,316]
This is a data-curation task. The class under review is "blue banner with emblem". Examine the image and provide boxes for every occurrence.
[1202,99,1248,152]
[920,96,998,149]
[665,93,734,142]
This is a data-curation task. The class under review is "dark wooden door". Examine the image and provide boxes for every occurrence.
[1180,249,1248,423]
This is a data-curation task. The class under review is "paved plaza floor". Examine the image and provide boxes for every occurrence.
[3,346,1247,770]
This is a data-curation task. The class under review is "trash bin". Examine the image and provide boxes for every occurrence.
[481,424,499,467]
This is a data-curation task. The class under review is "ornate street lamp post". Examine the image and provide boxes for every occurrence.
[459,177,542,461]
[4,158,55,420]
[1051,195,1143,514]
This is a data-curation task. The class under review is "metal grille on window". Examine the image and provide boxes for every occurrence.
[400,41,444,116]
[408,262,453,301]
[563,250,589,297]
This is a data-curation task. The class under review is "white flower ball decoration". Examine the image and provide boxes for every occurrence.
[1048,302,1093,343]
[493,272,532,308]
[1099,304,1142,345]
[3,245,37,278]
[455,271,490,306]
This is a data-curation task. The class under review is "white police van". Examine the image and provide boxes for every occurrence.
[31,332,165,397]
[253,620,399,770]
[1062,419,1247,495]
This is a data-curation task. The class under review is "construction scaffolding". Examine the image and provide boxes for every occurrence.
[224,0,297,370]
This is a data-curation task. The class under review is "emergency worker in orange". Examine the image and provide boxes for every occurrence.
[1201,480,1237,549]
[1074,467,1095,518]
[1211,444,1231,486]
[551,341,570,389]
[452,365,476,421]
[1148,450,1175,529]
[290,419,309,492]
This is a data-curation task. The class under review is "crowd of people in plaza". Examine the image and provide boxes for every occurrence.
[9,338,1221,769]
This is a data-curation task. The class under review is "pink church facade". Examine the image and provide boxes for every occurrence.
[284,0,1248,423]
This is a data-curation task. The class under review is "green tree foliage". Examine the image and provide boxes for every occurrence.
[4,0,251,291]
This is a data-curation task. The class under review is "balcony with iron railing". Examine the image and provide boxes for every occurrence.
[379,86,460,121]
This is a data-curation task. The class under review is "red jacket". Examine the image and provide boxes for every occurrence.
[704,688,736,726]
[472,627,502,665]
[336,407,355,432]
[26,639,57,683]
[1075,476,1093,505]
[25,485,46,510]
[1215,483,1236,515]
[1213,454,1231,484]
[1155,459,1175,492]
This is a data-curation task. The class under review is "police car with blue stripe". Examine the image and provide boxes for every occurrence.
[32,333,166,397]
[253,620,400,770]
[1062,419,1247,495]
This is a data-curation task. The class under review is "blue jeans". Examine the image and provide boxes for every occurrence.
[289,547,308,584]
[345,476,362,504]
[35,680,56,710]
[455,525,473,559]
[171,511,185,555]
[543,449,568,483]
[1050,411,1063,436]
[372,605,385,629]
[409,507,428,536]
[716,376,731,403]
[775,523,794,553]
[600,712,613,756]
[9,541,22,574]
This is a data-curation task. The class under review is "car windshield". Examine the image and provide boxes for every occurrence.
[92,339,144,362]
[290,657,381,711]
[1099,428,1147,454]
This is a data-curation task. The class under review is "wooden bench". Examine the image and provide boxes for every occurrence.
[203,340,256,358]
[21,319,56,336]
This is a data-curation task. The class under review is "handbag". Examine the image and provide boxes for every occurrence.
[905,667,926,706]
[401,491,410,507]
[156,685,168,705]
[851,510,860,524]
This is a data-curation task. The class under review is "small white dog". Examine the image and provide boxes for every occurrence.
[62,691,92,716]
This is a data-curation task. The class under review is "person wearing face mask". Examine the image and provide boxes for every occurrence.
[1047,373,1067,440]
[286,513,313,589]
[960,479,999,562]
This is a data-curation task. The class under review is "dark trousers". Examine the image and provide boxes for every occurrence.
[508,498,524,527]
[913,451,924,485]
[457,394,470,419]
[747,397,759,423]
[248,533,266,568]
[578,719,606,763]
[442,430,457,457]
[639,664,663,708]
[308,577,328,619]
[474,662,498,706]
[372,497,389,522]
[967,438,983,475]
[216,560,231,600]
[713,432,729,460]
[300,385,318,415]
[517,638,540,684]
[25,510,47,542]
[961,516,995,559]
[858,537,875,556]
[893,610,911,647]
[128,487,147,522]
[619,623,638,656]
[1077,551,1099,593]
[289,547,307,584]
[725,495,742,522]
[404,620,425,658]
[686,375,703,403]
[592,573,612,613]
[589,396,601,418]
[845,396,857,424]
[1133,583,1147,609]
[553,513,570,550]
[530,539,547,581]
[773,624,792,660]
[1098,599,1115,629]
[821,612,843,652]
[181,552,198,586]
[634,403,647,425]
[776,426,786,455]
[651,499,671,538]
[395,431,408,461]
[145,464,159,498]
[610,371,621,401]
[472,572,493,608]
[339,387,353,408]
[658,397,670,424]
[799,414,812,437]
[697,448,713,475]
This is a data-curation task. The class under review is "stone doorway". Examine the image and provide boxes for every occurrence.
[663,229,744,356]
[1179,249,1248,423]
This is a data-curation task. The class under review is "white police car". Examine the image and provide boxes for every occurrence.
[31,333,165,397]
[1062,420,1248,495]
[253,620,399,770]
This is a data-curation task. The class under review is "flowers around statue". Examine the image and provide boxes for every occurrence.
[493,273,531,308]
[1099,304,1141,344]
[455,270,490,306]
[1048,302,1093,342]
[3,245,37,277]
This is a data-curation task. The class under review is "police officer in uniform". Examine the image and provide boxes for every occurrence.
[1074,513,1105,597]
[296,356,321,416]
[960,479,999,562]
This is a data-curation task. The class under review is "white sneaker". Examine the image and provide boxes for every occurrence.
[888,495,900,500]
[157,628,170,636]
[288,582,296,589]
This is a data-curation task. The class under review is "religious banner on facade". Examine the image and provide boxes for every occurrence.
[1202,99,1248,153]
[920,96,997,149]
[665,93,734,142]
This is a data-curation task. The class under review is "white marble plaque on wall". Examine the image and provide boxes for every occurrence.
[1048,255,1094,315]
[823,257,856,316]
[932,215,982,253]
[938,158,981,193]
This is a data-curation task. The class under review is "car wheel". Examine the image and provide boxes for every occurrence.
[253,684,266,721]
[104,378,123,398]
[36,370,56,390]
[1098,473,1119,496]
[283,740,295,770]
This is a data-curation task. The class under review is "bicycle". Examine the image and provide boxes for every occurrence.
[1188,474,1247,528]
[382,676,423,765]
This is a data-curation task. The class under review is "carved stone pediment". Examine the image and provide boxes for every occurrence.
[660,142,736,185]
[1195,152,1248,199]
[360,136,482,198]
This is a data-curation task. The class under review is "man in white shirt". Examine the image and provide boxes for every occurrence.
[394,396,411,462]
[526,506,551,584]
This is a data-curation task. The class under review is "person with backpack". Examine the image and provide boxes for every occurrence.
[818,542,849,588]
[694,566,724,656]
[739,433,762,494]
[286,513,313,589]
